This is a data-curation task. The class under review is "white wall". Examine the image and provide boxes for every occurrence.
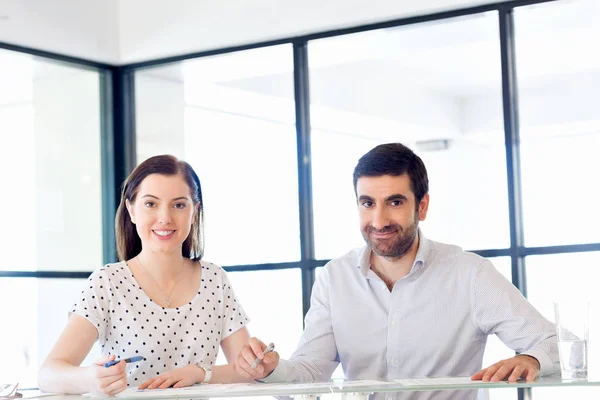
[0,0,509,64]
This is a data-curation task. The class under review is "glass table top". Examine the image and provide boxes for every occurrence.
[13,375,600,400]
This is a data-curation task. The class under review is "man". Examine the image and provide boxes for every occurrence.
[235,143,559,383]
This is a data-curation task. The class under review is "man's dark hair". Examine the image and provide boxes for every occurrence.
[352,143,429,203]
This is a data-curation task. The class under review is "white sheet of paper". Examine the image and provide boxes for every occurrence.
[394,377,508,386]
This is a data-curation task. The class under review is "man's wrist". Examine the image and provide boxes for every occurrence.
[516,354,540,369]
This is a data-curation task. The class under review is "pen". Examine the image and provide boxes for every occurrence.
[251,342,275,369]
[104,356,144,368]
[252,343,275,368]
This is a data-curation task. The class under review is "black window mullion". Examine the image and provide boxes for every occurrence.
[293,42,316,320]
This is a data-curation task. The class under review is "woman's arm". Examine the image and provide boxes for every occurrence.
[38,314,127,395]
[139,327,254,389]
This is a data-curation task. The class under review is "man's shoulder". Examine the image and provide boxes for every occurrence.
[427,238,487,269]
[322,247,365,273]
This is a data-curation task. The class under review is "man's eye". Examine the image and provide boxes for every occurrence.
[391,200,403,206]
[361,201,373,208]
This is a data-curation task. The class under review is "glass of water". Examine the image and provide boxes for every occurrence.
[554,301,589,380]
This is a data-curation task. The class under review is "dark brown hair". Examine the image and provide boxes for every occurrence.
[115,155,204,261]
[353,143,429,205]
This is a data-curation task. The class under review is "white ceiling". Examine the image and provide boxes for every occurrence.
[140,0,600,97]
[0,0,510,65]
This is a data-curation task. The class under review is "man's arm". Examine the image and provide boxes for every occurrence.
[470,260,559,381]
[236,268,340,383]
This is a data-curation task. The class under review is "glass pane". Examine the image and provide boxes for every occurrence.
[515,0,600,247]
[309,12,509,260]
[0,278,101,388]
[526,251,600,388]
[134,45,300,266]
[215,269,303,365]
[0,49,103,271]
[482,257,518,400]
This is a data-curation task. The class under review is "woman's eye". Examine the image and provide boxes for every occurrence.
[174,203,187,209]
[144,201,155,208]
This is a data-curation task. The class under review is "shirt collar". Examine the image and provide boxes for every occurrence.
[357,228,430,278]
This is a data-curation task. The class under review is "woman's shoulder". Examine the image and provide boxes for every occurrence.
[198,259,224,272]
[197,259,232,284]
[87,260,129,283]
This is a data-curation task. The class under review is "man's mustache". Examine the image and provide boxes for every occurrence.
[367,225,401,234]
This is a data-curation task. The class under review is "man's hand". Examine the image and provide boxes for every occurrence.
[234,337,280,380]
[139,365,203,389]
[472,355,540,383]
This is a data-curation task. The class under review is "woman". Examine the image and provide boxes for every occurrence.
[38,155,252,395]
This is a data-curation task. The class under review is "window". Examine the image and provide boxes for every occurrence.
[308,12,509,260]
[134,45,300,266]
[515,0,600,247]
[0,48,104,387]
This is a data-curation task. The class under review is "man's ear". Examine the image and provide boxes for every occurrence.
[125,199,136,224]
[418,193,430,221]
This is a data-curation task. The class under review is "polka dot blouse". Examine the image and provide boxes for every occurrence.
[70,260,250,385]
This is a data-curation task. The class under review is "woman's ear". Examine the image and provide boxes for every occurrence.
[125,199,136,224]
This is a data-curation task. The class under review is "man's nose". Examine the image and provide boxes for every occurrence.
[371,207,389,230]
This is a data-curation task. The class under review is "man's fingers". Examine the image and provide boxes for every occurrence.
[249,337,266,357]
[508,365,525,383]
[241,345,260,366]
[491,364,509,382]
[482,364,499,382]
[525,367,538,381]
[262,351,279,365]
[471,369,486,381]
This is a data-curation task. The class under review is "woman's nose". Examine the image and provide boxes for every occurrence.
[157,207,172,224]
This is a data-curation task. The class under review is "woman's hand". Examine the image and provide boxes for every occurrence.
[139,364,203,389]
[87,354,128,396]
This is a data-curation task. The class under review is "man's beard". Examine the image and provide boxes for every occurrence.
[362,217,419,259]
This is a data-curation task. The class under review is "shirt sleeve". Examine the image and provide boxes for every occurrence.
[70,267,110,340]
[219,267,250,340]
[471,260,560,376]
[262,267,339,383]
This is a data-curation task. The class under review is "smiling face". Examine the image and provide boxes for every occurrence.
[125,173,198,256]
[357,174,429,259]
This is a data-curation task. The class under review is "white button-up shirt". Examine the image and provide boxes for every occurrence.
[266,232,559,383]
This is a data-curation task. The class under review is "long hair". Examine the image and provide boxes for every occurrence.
[115,155,204,261]
[353,143,429,205]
